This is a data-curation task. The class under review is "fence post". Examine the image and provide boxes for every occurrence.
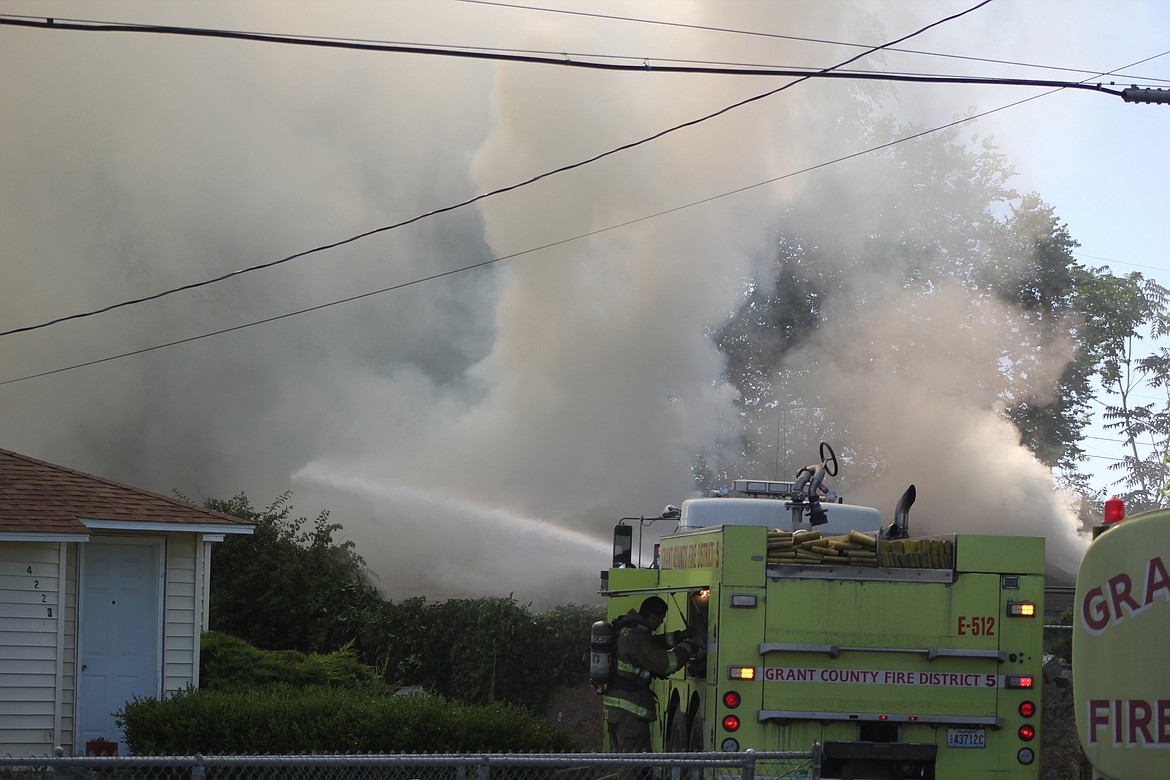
[52,746,66,780]
[811,742,822,780]
[192,753,206,780]
[742,749,755,780]
[477,755,490,780]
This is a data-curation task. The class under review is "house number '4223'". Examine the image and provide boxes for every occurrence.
[27,566,53,618]
[956,616,995,636]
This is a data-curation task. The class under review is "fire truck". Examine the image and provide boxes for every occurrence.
[1073,498,1170,780]
[596,444,1045,779]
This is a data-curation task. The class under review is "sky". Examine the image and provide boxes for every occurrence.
[1,1,1167,606]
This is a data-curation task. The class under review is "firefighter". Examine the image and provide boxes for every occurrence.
[604,595,695,754]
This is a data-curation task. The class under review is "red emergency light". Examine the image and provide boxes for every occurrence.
[1103,496,1125,525]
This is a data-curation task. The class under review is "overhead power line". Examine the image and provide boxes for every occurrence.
[1074,251,1169,276]
[0,86,1135,388]
[0,1,1000,384]
[4,7,1165,385]
[9,7,1167,87]
[6,67,1113,387]
[0,0,999,341]
[0,13,1147,97]
[453,0,1170,85]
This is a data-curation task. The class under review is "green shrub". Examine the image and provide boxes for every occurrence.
[365,598,604,711]
[117,686,578,754]
[200,631,378,690]
[1044,608,1073,664]
[537,603,606,684]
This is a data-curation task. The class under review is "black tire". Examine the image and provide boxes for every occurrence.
[665,707,689,752]
[688,714,706,752]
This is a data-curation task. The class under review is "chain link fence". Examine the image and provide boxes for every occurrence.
[0,750,821,780]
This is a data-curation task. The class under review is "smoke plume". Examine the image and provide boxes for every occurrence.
[0,2,1091,605]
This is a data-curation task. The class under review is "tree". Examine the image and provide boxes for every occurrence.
[200,491,604,710]
[705,103,1170,512]
[1094,276,1170,512]
[707,118,1023,488]
[203,492,384,653]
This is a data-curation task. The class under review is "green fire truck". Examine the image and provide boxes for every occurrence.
[1073,498,1170,780]
[597,445,1045,779]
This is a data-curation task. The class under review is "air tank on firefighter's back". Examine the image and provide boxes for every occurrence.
[589,619,614,692]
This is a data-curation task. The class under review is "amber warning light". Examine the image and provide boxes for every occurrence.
[1007,601,1036,617]
[728,666,756,680]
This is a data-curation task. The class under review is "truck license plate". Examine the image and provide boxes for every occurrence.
[947,728,986,748]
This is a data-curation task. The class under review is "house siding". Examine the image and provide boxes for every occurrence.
[164,535,198,696]
[0,542,62,755]
[60,543,78,755]
[0,533,233,755]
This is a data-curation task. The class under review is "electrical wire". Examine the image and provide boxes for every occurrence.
[1074,251,1169,276]
[6,8,1166,390]
[3,91,1093,384]
[7,8,1164,88]
[0,81,1159,388]
[0,2,1004,384]
[0,0,1002,341]
[0,13,1137,93]
[452,0,1170,85]
[8,7,1169,387]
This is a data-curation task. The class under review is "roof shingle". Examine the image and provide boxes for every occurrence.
[0,448,252,535]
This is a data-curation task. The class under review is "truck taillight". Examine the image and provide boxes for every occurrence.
[722,715,741,732]
[728,666,756,680]
[1005,675,1034,689]
[723,691,741,709]
[1103,496,1125,524]
[1019,701,1036,718]
[1006,601,1036,617]
[1018,724,1035,741]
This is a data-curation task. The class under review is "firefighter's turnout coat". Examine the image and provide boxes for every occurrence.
[603,609,689,722]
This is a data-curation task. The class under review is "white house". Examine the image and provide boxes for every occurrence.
[0,448,254,756]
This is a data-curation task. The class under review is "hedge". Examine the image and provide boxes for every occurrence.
[200,631,377,690]
[118,685,578,754]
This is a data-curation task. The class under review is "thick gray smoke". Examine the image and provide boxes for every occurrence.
[0,2,1097,605]
[773,278,1087,576]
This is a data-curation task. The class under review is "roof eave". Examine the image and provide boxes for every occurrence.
[0,532,91,542]
[80,519,255,535]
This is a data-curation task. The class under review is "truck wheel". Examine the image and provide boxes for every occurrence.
[688,714,705,752]
[666,710,689,752]
[684,713,708,780]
